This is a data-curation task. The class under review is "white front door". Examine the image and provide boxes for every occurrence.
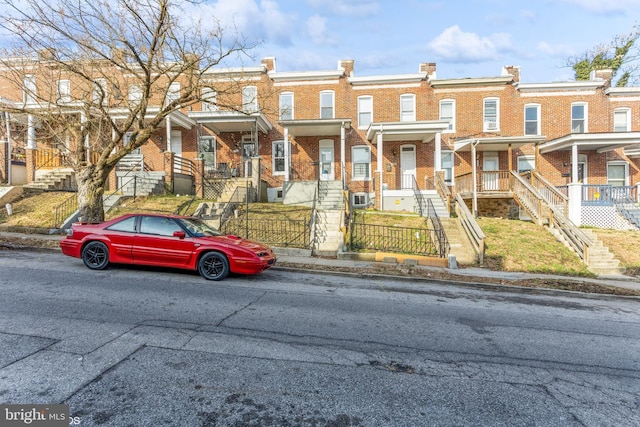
[319,139,334,181]
[171,130,182,172]
[483,153,499,191]
[400,145,416,189]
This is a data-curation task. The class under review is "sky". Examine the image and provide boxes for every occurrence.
[192,0,640,83]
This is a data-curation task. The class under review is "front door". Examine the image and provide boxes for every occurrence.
[319,139,334,181]
[171,130,182,172]
[400,145,416,189]
[242,140,256,177]
[483,153,499,191]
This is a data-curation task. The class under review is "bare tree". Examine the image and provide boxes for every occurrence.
[566,27,640,87]
[0,0,254,222]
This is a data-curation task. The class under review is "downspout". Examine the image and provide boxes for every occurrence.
[284,126,290,182]
[472,139,479,217]
[376,125,384,210]
[4,112,11,185]
[340,122,346,187]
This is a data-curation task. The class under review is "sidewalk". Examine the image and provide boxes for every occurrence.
[2,230,639,295]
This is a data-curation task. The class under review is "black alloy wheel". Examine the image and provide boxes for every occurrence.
[81,241,109,270]
[198,251,230,281]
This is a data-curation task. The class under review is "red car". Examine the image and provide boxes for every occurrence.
[60,213,277,280]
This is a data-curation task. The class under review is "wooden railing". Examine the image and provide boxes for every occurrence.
[455,170,512,194]
[525,170,568,216]
[454,193,485,263]
[435,172,451,215]
[510,171,546,225]
[35,147,65,169]
[548,206,593,264]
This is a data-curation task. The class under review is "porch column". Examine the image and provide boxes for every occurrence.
[165,116,172,152]
[26,113,36,184]
[81,112,90,163]
[284,126,290,182]
[471,140,478,217]
[434,132,442,178]
[567,143,582,225]
[376,130,384,210]
[507,144,513,171]
[26,114,36,149]
[340,122,346,185]
[4,111,11,185]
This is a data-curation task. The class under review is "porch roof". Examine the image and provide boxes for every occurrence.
[190,110,273,134]
[109,108,196,130]
[454,135,546,152]
[624,147,640,158]
[279,118,351,137]
[538,132,640,154]
[366,121,450,143]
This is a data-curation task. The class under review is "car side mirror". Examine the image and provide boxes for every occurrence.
[173,231,186,239]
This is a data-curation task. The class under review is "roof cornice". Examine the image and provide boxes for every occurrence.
[516,80,605,93]
[349,74,426,86]
[430,76,513,88]
[605,86,640,97]
[269,70,345,83]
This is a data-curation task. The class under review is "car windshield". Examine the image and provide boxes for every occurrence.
[180,218,223,237]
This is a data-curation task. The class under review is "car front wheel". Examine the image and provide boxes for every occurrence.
[198,251,230,281]
[82,241,109,270]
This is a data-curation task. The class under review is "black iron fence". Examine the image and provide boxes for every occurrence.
[349,221,444,257]
[220,217,311,249]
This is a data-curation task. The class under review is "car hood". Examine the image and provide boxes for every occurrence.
[199,235,271,252]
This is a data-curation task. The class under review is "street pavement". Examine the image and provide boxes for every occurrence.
[1,230,640,294]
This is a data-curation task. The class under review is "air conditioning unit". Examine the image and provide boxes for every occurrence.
[486,121,498,130]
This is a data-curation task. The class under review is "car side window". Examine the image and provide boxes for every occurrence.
[139,216,182,237]
[106,216,137,233]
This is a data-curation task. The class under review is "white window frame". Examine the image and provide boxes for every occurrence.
[439,99,455,132]
[357,95,373,129]
[607,161,629,187]
[571,102,588,133]
[441,150,454,185]
[400,94,416,122]
[23,74,36,105]
[93,79,107,105]
[202,87,217,112]
[57,79,70,103]
[128,84,142,106]
[242,85,258,113]
[279,92,294,121]
[517,155,536,173]
[351,145,371,180]
[524,104,540,136]
[351,193,369,208]
[320,90,335,119]
[272,140,286,175]
[613,108,631,132]
[483,97,499,131]
[167,82,180,107]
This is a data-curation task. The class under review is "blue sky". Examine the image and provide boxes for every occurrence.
[194,0,640,83]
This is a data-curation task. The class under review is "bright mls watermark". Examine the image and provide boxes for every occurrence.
[0,405,71,427]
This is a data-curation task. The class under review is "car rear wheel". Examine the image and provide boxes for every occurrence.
[198,251,229,281]
[82,241,109,270]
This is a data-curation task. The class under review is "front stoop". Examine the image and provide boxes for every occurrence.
[440,217,477,265]
[580,229,626,276]
[24,168,76,192]
[313,209,343,257]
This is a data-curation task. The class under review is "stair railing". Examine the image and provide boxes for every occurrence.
[453,193,485,263]
[525,170,568,216]
[509,171,546,225]
[435,172,451,215]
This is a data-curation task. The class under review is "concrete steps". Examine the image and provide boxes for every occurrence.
[317,181,343,210]
[421,191,450,218]
[580,229,626,276]
[313,209,343,257]
[440,217,476,265]
[116,172,165,197]
[24,168,76,192]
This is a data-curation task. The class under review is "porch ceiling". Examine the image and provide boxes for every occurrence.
[279,118,351,137]
[538,132,640,154]
[366,121,450,143]
[625,147,640,158]
[454,135,546,152]
[189,110,273,134]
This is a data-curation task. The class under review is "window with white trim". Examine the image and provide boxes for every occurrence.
[483,98,499,131]
[57,79,70,103]
[320,90,334,119]
[272,140,285,175]
[167,82,180,106]
[400,94,416,122]
[441,151,454,185]
[242,85,258,113]
[23,74,36,104]
[614,108,631,132]
[202,87,217,112]
[352,146,371,180]
[607,162,628,187]
[571,102,587,133]
[279,92,294,120]
[352,193,369,208]
[524,104,540,136]
[439,99,455,132]
[128,84,142,106]
[358,96,373,128]
[517,155,535,173]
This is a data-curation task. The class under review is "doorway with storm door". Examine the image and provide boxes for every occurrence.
[241,136,256,178]
[319,139,335,181]
[482,152,499,191]
[171,130,182,173]
[400,145,416,189]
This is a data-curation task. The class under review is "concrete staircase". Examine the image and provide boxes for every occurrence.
[420,191,449,218]
[24,168,76,192]
[116,172,165,196]
[580,229,626,276]
[317,180,342,210]
[194,180,252,228]
[313,180,344,257]
[440,217,476,265]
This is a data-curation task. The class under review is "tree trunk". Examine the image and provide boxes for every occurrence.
[76,164,108,223]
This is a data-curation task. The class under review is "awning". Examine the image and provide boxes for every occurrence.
[110,108,196,130]
[190,110,273,134]
[279,118,351,137]
[366,121,450,143]
[454,135,546,152]
[538,132,640,154]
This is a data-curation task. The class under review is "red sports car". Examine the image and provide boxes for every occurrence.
[60,213,277,280]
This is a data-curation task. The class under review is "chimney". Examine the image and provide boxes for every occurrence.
[420,62,436,80]
[339,59,354,77]
[261,57,276,72]
[502,65,520,82]
[591,68,613,86]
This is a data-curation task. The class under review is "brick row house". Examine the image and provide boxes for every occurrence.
[2,56,640,231]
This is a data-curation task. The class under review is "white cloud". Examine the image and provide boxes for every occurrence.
[557,0,640,14]
[306,14,337,46]
[427,25,513,62]
[537,41,576,58]
[306,0,379,16]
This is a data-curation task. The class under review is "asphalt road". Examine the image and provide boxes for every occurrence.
[0,250,639,426]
